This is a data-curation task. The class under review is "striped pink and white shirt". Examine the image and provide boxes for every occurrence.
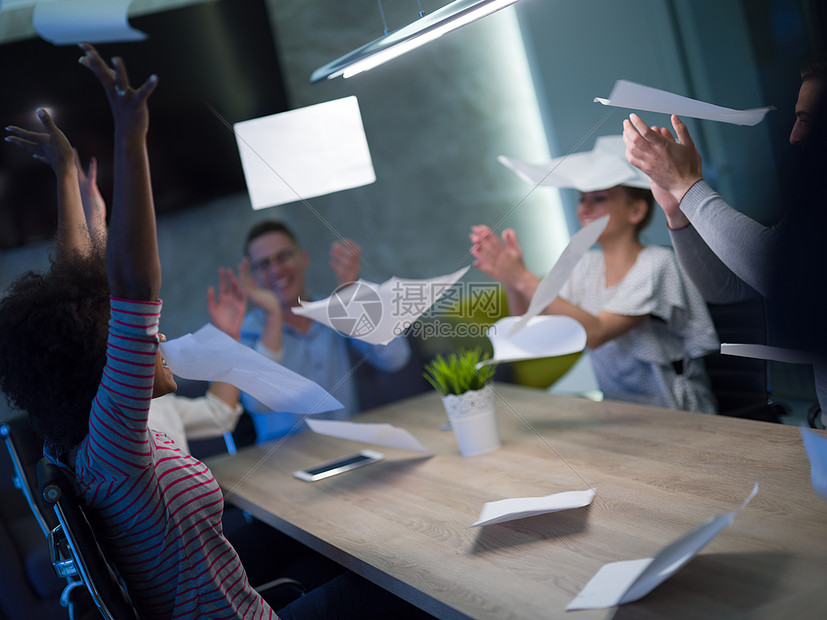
[70,298,276,619]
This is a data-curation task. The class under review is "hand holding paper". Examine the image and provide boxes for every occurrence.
[508,216,608,337]
[292,266,470,345]
[160,324,343,414]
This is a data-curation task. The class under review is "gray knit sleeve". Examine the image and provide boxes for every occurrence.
[677,181,780,299]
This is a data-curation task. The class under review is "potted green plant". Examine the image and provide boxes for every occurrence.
[423,347,500,456]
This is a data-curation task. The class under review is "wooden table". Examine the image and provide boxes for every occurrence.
[207,384,827,619]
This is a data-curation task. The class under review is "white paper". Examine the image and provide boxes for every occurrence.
[306,419,430,453]
[721,343,820,365]
[234,96,375,210]
[508,216,609,337]
[595,79,774,126]
[802,428,827,501]
[33,0,147,45]
[481,315,586,366]
[160,324,343,414]
[292,266,470,345]
[498,135,650,192]
[470,489,595,528]
[568,484,758,610]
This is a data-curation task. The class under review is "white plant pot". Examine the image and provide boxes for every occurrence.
[440,385,500,457]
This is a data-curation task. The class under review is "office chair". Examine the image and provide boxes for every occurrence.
[37,457,143,620]
[1,416,91,620]
[704,298,790,423]
[36,456,306,620]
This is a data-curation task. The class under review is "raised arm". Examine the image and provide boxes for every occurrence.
[78,43,159,301]
[76,152,108,243]
[624,114,776,299]
[5,110,90,254]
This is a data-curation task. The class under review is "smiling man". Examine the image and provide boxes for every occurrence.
[238,220,411,442]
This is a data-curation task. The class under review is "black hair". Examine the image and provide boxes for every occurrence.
[0,245,110,452]
[244,221,298,256]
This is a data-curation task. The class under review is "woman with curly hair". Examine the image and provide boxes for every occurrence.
[1,43,426,620]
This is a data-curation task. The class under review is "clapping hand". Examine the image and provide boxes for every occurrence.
[469,225,527,285]
[330,238,362,286]
[207,268,247,340]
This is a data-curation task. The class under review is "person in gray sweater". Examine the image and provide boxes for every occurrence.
[622,53,827,415]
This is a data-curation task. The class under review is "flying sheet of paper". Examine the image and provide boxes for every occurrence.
[720,343,820,365]
[469,489,596,528]
[481,316,586,367]
[292,266,470,345]
[160,324,343,414]
[33,0,147,45]
[2,0,36,10]
[594,79,774,126]
[567,483,758,610]
[508,216,609,338]
[498,135,650,192]
[306,419,430,453]
[234,96,375,210]
[802,428,827,501]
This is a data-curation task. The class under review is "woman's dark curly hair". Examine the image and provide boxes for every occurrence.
[0,244,110,452]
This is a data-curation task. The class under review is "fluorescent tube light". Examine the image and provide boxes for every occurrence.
[310,0,521,83]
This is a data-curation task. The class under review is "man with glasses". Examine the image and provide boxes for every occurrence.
[238,221,411,441]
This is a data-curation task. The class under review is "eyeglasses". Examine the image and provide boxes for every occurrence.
[249,248,297,274]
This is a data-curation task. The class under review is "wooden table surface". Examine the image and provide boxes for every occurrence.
[207,384,827,619]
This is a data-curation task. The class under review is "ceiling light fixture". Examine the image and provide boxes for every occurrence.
[310,0,521,84]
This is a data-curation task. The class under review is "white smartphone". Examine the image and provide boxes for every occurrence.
[292,450,385,482]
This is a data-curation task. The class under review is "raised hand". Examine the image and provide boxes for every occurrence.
[207,268,247,340]
[77,43,160,300]
[623,114,703,202]
[330,238,362,286]
[238,258,283,315]
[238,257,284,354]
[469,225,527,285]
[76,152,108,240]
[5,109,90,253]
[5,108,74,175]
[77,42,157,139]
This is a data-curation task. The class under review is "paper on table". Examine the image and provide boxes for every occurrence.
[33,0,147,45]
[594,79,774,126]
[292,266,470,345]
[481,316,586,366]
[567,483,758,610]
[306,419,430,453]
[160,324,343,414]
[508,216,609,338]
[802,428,827,501]
[720,343,820,365]
[498,135,650,193]
[469,489,595,528]
[234,96,375,210]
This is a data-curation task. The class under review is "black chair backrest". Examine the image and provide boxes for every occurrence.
[37,457,141,620]
[1,415,56,536]
[704,298,787,422]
